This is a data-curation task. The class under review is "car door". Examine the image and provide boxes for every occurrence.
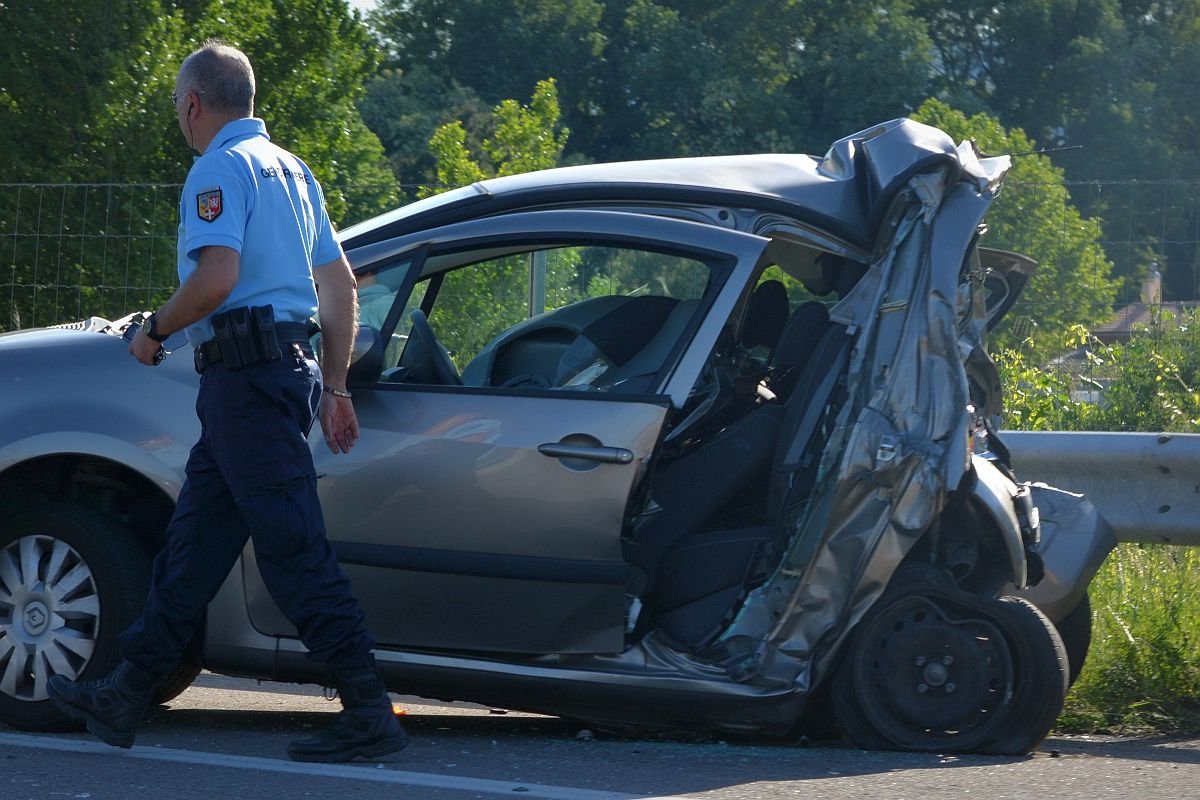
[243,210,768,655]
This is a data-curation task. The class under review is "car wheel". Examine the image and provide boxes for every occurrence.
[0,504,151,731]
[1054,593,1092,687]
[832,582,1066,754]
[978,597,1069,755]
[788,680,844,742]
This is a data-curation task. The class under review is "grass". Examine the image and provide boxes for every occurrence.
[1059,543,1200,734]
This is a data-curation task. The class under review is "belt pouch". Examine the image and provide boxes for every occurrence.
[251,305,281,362]
[230,307,260,366]
[212,310,244,369]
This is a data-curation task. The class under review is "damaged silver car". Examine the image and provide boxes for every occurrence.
[0,118,1114,753]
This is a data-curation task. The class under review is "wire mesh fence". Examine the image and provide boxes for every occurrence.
[1,184,181,331]
[4,179,1200,336]
[0,183,435,332]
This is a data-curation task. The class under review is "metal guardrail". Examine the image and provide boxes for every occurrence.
[1002,430,1200,545]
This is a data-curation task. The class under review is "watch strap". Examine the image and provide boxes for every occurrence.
[145,313,169,342]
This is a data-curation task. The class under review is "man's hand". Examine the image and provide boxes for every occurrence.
[319,392,360,454]
[128,328,165,366]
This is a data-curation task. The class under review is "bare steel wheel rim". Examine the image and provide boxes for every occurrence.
[0,534,100,701]
[853,593,1014,751]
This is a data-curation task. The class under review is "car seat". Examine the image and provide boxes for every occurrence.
[740,279,790,355]
[767,321,853,520]
[622,281,793,593]
[630,312,852,649]
[599,298,701,392]
[769,301,831,398]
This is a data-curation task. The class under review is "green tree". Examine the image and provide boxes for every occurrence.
[485,80,571,177]
[0,0,185,182]
[368,0,937,163]
[424,78,569,189]
[359,65,491,188]
[420,79,572,358]
[187,0,399,224]
[0,0,396,221]
[588,0,800,158]
[788,0,934,149]
[425,122,487,191]
[371,0,604,159]
[913,99,1118,356]
[0,0,399,331]
[908,1,1200,302]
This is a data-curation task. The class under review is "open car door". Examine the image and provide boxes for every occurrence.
[242,210,767,655]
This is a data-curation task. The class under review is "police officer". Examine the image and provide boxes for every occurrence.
[47,40,407,764]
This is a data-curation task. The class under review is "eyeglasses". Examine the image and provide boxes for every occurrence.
[170,88,205,108]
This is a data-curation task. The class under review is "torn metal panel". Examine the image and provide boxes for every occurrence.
[725,152,1013,690]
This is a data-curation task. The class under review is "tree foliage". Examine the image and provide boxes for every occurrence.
[912,99,1117,358]
[0,0,185,182]
[998,310,1200,433]
[360,0,1200,340]
[0,0,398,331]
[910,0,1200,304]
[15,0,1200,347]
[418,79,576,360]
[0,0,396,224]
[359,65,492,188]
[367,0,933,162]
[423,78,569,193]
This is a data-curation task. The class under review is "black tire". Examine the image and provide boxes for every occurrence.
[832,575,1065,754]
[788,680,845,742]
[831,564,954,752]
[978,597,1069,755]
[0,504,151,731]
[1054,593,1093,687]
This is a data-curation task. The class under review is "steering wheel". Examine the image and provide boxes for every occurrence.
[407,309,462,385]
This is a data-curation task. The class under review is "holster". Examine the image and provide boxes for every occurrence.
[210,305,281,370]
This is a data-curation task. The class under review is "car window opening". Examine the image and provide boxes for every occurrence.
[353,242,717,392]
[626,243,868,651]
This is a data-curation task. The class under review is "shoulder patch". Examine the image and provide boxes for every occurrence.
[197,189,223,222]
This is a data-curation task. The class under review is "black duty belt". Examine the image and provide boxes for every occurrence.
[195,321,313,373]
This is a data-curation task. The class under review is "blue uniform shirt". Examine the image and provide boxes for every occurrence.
[177,118,343,345]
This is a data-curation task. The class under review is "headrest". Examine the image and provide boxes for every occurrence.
[741,280,790,349]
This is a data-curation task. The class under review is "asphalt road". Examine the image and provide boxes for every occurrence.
[2,673,1198,800]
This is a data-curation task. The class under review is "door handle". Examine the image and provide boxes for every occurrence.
[537,443,635,464]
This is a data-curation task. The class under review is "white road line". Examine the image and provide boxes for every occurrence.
[0,731,689,800]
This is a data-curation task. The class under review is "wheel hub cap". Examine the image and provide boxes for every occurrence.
[22,600,50,636]
[0,534,100,701]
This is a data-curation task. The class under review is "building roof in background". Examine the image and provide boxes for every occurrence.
[1091,301,1200,343]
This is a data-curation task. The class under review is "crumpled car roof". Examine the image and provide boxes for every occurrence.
[342,119,985,252]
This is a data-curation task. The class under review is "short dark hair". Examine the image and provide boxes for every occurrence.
[179,39,255,117]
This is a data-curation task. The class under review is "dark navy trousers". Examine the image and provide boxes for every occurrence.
[119,344,374,676]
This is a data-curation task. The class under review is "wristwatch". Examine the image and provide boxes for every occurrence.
[143,312,169,343]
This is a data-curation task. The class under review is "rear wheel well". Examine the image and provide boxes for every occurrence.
[0,454,175,556]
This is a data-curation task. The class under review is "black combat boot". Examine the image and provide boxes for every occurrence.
[46,660,159,749]
[287,664,409,762]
